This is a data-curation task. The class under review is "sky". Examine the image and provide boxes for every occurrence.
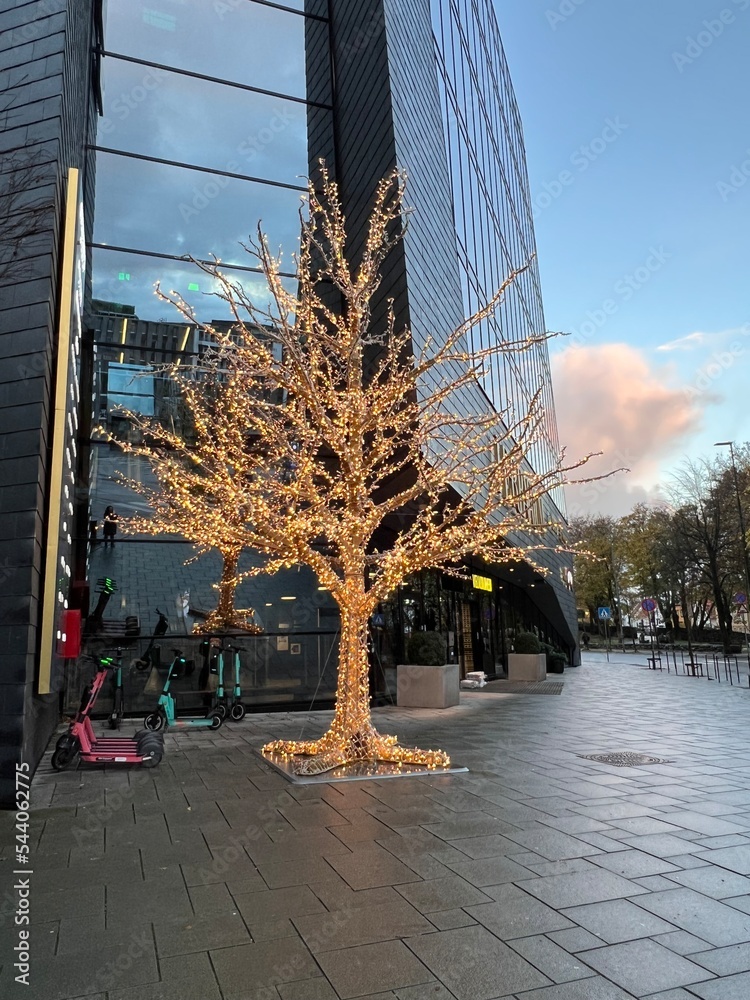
[493,0,750,516]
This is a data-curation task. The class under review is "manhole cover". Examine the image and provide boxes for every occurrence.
[577,751,674,767]
[489,681,564,695]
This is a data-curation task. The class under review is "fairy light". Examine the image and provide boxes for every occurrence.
[105,163,612,775]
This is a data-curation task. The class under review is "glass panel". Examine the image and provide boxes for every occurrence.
[100,58,316,187]
[92,246,298,324]
[93,150,304,263]
[105,0,309,99]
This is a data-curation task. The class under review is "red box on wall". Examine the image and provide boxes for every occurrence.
[58,609,82,659]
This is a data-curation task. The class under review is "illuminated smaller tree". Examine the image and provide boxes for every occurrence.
[106,349,263,634]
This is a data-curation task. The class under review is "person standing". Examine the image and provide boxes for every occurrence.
[102,506,118,547]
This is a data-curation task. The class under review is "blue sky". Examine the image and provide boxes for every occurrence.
[494,0,750,514]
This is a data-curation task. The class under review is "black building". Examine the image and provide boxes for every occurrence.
[0,0,576,806]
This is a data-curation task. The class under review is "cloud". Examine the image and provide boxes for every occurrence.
[656,331,707,352]
[552,343,704,517]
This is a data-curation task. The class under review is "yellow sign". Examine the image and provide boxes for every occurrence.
[472,574,493,592]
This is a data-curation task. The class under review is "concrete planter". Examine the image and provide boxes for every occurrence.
[396,663,460,709]
[507,653,547,682]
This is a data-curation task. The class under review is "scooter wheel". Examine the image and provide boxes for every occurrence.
[55,732,75,750]
[108,714,121,730]
[132,659,149,672]
[136,733,164,748]
[208,712,223,730]
[214,703,228,720]
[52,740,80,771]
[143,713,164,731]
[140,748,163,768]
[230,703,246,722]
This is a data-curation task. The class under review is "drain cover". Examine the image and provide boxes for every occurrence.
[577,751,674,767]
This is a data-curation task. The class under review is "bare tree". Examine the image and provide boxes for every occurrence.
[116,168,604,774]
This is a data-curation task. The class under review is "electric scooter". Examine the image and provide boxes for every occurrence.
[133,608,170,671]
[216,642,246,721]
[143,649,224,731]
[52,656,164,770]
[108,648,125,729]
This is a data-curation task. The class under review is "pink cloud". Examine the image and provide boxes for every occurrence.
[551,343,704,516]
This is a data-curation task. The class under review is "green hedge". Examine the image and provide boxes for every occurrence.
[513,631,541,654]
[406,631,447,665]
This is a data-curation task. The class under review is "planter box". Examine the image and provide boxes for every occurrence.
[397,663,460,709]
[507,653,547,682]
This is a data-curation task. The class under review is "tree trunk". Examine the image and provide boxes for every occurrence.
[262,581,450,774]
[216,550,240,626]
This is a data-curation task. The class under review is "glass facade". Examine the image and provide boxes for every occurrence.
[431,0,564,515]
[78,0,575,720]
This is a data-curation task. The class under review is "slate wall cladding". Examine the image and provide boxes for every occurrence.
[0,0,96,806]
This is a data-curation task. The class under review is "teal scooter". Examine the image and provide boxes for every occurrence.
[215,642,246,722]
[143,649,223,731]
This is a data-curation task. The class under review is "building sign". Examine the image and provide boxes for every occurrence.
[472,574,492,592]
[39,168,84,694]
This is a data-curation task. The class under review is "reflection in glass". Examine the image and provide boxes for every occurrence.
[93,151,305,265]
[92,247,298,323]
[105,0,310,99]
[99,57,315,187]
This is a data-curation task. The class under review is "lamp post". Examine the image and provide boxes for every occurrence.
[715,441,750,682]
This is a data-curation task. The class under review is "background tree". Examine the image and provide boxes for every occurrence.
[118,168,604,774]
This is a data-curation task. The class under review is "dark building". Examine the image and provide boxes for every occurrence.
[0,0,575,805]
[0,0,101,806]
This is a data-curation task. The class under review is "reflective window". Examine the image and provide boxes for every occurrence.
[105,0,310,99]
[99,58,316,187]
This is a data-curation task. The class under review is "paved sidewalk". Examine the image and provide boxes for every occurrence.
[4,653,750,999]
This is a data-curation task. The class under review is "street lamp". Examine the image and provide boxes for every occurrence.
[715,441,750,680]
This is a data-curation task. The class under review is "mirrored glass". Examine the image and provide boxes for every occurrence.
[100,58,317,187]
[105,0,309,98]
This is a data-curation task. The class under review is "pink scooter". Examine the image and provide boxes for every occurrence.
[52,655,164,770]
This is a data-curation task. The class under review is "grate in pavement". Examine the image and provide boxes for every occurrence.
[577,751,675,767]
[489,680,564,695]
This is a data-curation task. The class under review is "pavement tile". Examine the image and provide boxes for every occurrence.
[688,942,750,975]
[293,896,433,952]
[501,825,603,861]
[108,951,222,1000]
[661,970,750,1000]
[395,986,457,1000]
[547,927,607,952]
[256,856,338,888]
[700,845,750,874]
[427,907,478,930]
[617,833,703,858]
[404,925,550,999]
[665,865,750,899]
[561,897,677,943]
[589,849,679,879]
[211,937,319,993]
[466,883,574,938]
[443,853,534,887]
[633,887,750,946]
[653,930,712,955]
[515,869,648,908]
[327,843,423,889]
[277,979,339,1000]
[577,939,715,995]
[154,912,251,957]
[508,934,596,983]
[509,977,635,999]
[445,833,521,857]
[395,875,492,912]
[423,812,520,841]
[316,940,433,999]
[666,813,750,837]
[232,885,326,929]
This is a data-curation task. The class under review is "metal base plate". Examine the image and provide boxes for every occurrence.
[258,749,468,784]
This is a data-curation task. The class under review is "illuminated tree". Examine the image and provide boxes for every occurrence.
[119,167,602,773]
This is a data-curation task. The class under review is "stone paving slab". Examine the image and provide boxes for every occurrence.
[7,652,750,999]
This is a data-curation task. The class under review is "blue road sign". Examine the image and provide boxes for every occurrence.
[598,607,612,621]
[641,598,657,613]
